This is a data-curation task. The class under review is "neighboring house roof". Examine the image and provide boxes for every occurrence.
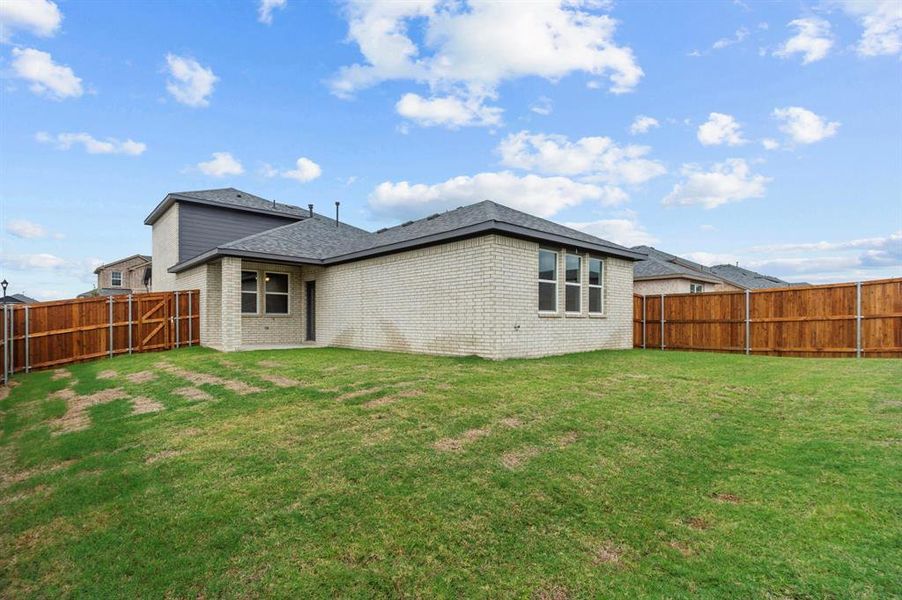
[707,264,793,289]
[93,253,152,274]
[631,246,723,284]
[144,187,308,225]
[1,294,37,304]
[77,288,133,298]
[171,199,646,273]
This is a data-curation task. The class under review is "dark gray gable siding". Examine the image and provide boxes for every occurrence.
[178,202,298,262]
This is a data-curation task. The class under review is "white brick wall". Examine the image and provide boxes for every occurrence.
[151,203,178,292]
[634,278,739,295]
[239,261,304,346]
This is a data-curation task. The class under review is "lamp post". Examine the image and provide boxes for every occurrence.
[1,279,7,299]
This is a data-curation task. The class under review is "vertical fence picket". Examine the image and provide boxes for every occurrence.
[187,291,193,346]
[660,294,665,351]
[745,289,750,356]
[24,305,30,373]
[108,295,114,358]
[174,291,180,349]
[128,295,133,355]
[642,295,647,349]
[856,281,862,358]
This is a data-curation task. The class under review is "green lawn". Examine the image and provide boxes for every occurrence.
[1,348,899,598]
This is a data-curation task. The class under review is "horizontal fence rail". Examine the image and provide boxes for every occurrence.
[2,290,200,383]
[633,277,901,358]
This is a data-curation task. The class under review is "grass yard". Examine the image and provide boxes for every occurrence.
[0,348,900,598]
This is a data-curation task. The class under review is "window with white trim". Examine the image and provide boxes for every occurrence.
[690,283,704,294]
[588,258,604,314]
[565,254,581,313]
[538,249,557,312]
[264,272,289,314]
[111,271,122,287]
[241,271,258,314]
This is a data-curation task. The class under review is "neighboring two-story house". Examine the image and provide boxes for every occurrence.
[146,188,644,359]
[79,254,152,298]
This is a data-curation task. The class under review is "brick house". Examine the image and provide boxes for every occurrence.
[146,188,644,359]
[80,254,152,297]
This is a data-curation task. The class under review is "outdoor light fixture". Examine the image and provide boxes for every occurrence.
[1,279,7,296]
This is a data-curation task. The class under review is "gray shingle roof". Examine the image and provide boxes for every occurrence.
[707,264,791,289]
[172,199,644,272]
[144,187,308,224]
[631,246,723,284]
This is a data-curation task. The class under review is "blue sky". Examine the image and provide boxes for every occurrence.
[1,0,900,300]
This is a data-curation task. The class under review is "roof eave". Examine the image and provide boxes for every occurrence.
[145,193,306,225]
[634,273,724,284]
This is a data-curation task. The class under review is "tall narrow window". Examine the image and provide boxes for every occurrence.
[241,271,258,314]
[565,254,581,313]
[111,271,122,287]
[589,258,604,314]
[264,272,289,314]
[538,249,557,312]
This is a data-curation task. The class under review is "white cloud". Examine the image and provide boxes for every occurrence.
[497,131,666,185]
[773,106,839,144]
[196,152,244,177]
[6,218,47,239]
[0,252,66,269]
[833,0,902,57]
[0,0,61,41]
[331,1,642,128]
[682,251,740,266]
[761,138,780,150]
[697,112,746,146]
[369,171,608,219]
[629,115,659,135]
[530,96,553,116]
[712,27,749,49]
[258,0,286,25]
[749,231,901,254]
[281,157,322,183]
[165,54,217,107]
[565,218,657,247]
[36,131,146,155]
[395,92,502,128]
[663,158,770,208]
[10,47,82,99]
[773,17,833,64]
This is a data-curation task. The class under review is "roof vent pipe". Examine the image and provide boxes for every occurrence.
[335,201,340,227]
[308,204,314,218]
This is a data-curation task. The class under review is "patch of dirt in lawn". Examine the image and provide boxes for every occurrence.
[127,371,157,384]
[711,492,742,504]
[49,387,132,433]
[685,516,710,530]
[435,382,452,391]
[96,369,117,380]
[500,417,523,429]
[433,427,492,452]
[668,541,693,557]
[145,449,183,464]
[363,388,424,408]
[51,369,71,381]
[501,446,541,469]
[256,373,303,388]
[130,396,164,415]
[556,431,579,448]
[173,387,212,402]
[0,459,77,488]
[0,385,10,402]
[159,362,262,395]
[0,484,51,506]
[592,542,624,566]
[336,386,384,402]
[533,584,570,600]
[257,359,286,368]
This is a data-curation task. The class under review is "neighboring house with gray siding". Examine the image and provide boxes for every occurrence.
[147,187,644,359]
[631,246,793,295]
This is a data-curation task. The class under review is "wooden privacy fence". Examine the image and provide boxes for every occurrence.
[1,290,200,383]
[633,277,901,358]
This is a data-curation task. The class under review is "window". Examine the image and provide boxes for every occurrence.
[111,271,122,287]
[241,271,258,314]
[589,258,604,314]
[690,283,704,294]
[565,254,581,313]
[538,249,557,312]
[264,272,289,314]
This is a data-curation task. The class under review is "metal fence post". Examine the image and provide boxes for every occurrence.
[2,305,8,384]
[660,293,665,350]
[745,289,751,356]
[174,291,180,349]
[187,291,193,347]
[108,295,114,358]
[127,294,133,355]
[641,295,647,349]
[24,305,30,373]
[856,281,862,358]
[9,306,14,374]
